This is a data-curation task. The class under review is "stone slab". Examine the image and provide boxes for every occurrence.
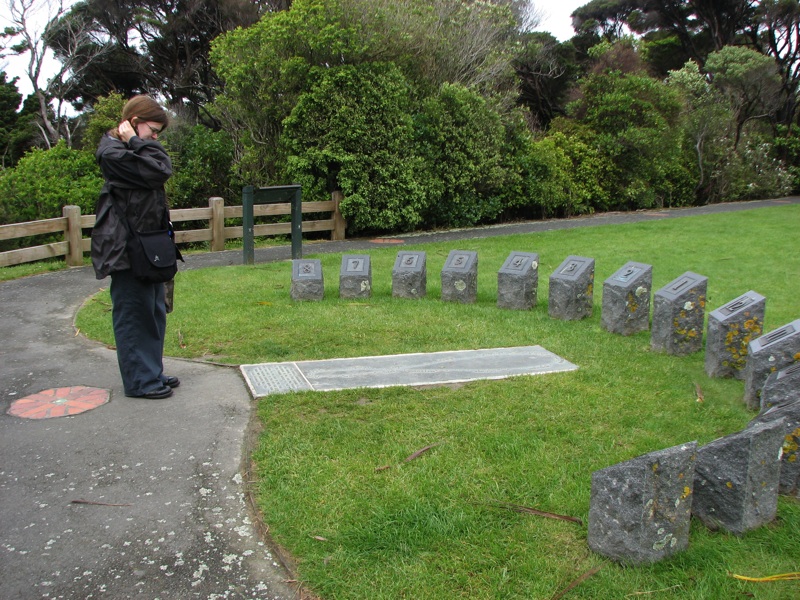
[601,261,652,336]
[705,291,765,379]
[588,441,697,565]
[497,251,539,310]
[651,271,708,355]
[392,251,427,299]
[241,345,578,397]
[339,254,372,298]
[441,250,478,304]
[692,420,785,534]
[290,259,324,301]
[548,255,595,321]
[743,319,800,410]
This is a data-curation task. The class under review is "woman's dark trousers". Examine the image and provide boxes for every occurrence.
[110,269,167,396]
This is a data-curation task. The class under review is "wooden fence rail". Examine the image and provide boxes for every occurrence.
[0,194,346,269]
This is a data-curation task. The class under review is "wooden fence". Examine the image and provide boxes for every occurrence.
[0,193,346,268]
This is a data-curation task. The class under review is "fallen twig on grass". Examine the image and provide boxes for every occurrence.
[626,584,682,596]
[484,501,583,526]
[376,442,444,472]
[694,383,704,403]
[551,564,604,600]
[404,442,443,463]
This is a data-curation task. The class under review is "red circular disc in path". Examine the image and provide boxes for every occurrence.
[7,386,110,420]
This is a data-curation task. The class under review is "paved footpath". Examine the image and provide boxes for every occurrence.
[1,198,796,599]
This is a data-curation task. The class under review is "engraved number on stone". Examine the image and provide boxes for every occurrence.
[348,259,363,271]
[761,325,794,346]
[562,261,578,274]
[671,277,691,292]
[300,263,315,275]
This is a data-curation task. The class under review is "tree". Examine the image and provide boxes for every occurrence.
[757,0,800,127]
[704,45,782,148]
[51,0,263,121]
[571,0,641,40]
[565,65,693,209]
[2,0,113,147]
[513,32,579,129]
[0,71,22,167]
[632,0,759,65]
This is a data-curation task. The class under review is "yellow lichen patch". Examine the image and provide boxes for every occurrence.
[726,481,734,489]
[682,486,692,499]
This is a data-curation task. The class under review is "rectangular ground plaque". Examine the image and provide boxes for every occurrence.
[290,259,324,301]
[240,345,577,397]
[339,254,372,299]
[392,251,427,299]
[601,261,652,335]
[497,251,539,310]
[650,271,707,355]
[441,250,478,304]
[705,291,765,379]
[742,319,800,410]
[548,255,595,320]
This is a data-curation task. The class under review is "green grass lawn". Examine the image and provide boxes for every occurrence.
[76,205,800,599]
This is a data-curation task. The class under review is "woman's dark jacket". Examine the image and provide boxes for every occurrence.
[91,133,173,280]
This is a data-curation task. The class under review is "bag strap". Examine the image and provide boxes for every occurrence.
[109,188,170,238]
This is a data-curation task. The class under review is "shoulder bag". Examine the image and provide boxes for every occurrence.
[112,201,183,283]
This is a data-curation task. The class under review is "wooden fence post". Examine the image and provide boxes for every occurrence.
[63,205,83,267]
[209,197,225,252]
[331,190,346,241]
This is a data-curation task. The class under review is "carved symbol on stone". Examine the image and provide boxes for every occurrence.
[300,263,314,275]
[760,325,794,346]
[671,277,691,292]
[562,262,578,274]
[348,259,363,271]
[720,295,754,316]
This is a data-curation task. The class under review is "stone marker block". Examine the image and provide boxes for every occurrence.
[339,254,371,299]
[651,271,708,355]
[601,261,653,335]
[497,251,539,310]
[441,250,478,304]
[761,362,800,410]
[753,364,800,498]
[548,255,595,321]
[705,291,766,380]
[743,319,800,410]
[290,259,323,301]
[588,442,697,565]
[392,251,427,299]
[692,420,785,534]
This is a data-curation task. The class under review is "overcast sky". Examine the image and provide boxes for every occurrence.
[532,0,583,41]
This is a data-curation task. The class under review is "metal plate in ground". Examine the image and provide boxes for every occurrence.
[240,363,312,397]
[241,346,577,397]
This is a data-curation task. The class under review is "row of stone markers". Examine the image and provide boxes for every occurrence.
[290,249,799,566]
[588,361,799,565]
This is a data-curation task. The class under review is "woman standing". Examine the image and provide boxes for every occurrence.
[91,95,179,399]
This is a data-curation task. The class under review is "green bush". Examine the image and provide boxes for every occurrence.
[164,124,236,209]
[282,63,430,234]
[0,141,102,226]
[415,84,507,228]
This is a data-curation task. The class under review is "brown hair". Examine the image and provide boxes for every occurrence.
[117,95,169,137]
